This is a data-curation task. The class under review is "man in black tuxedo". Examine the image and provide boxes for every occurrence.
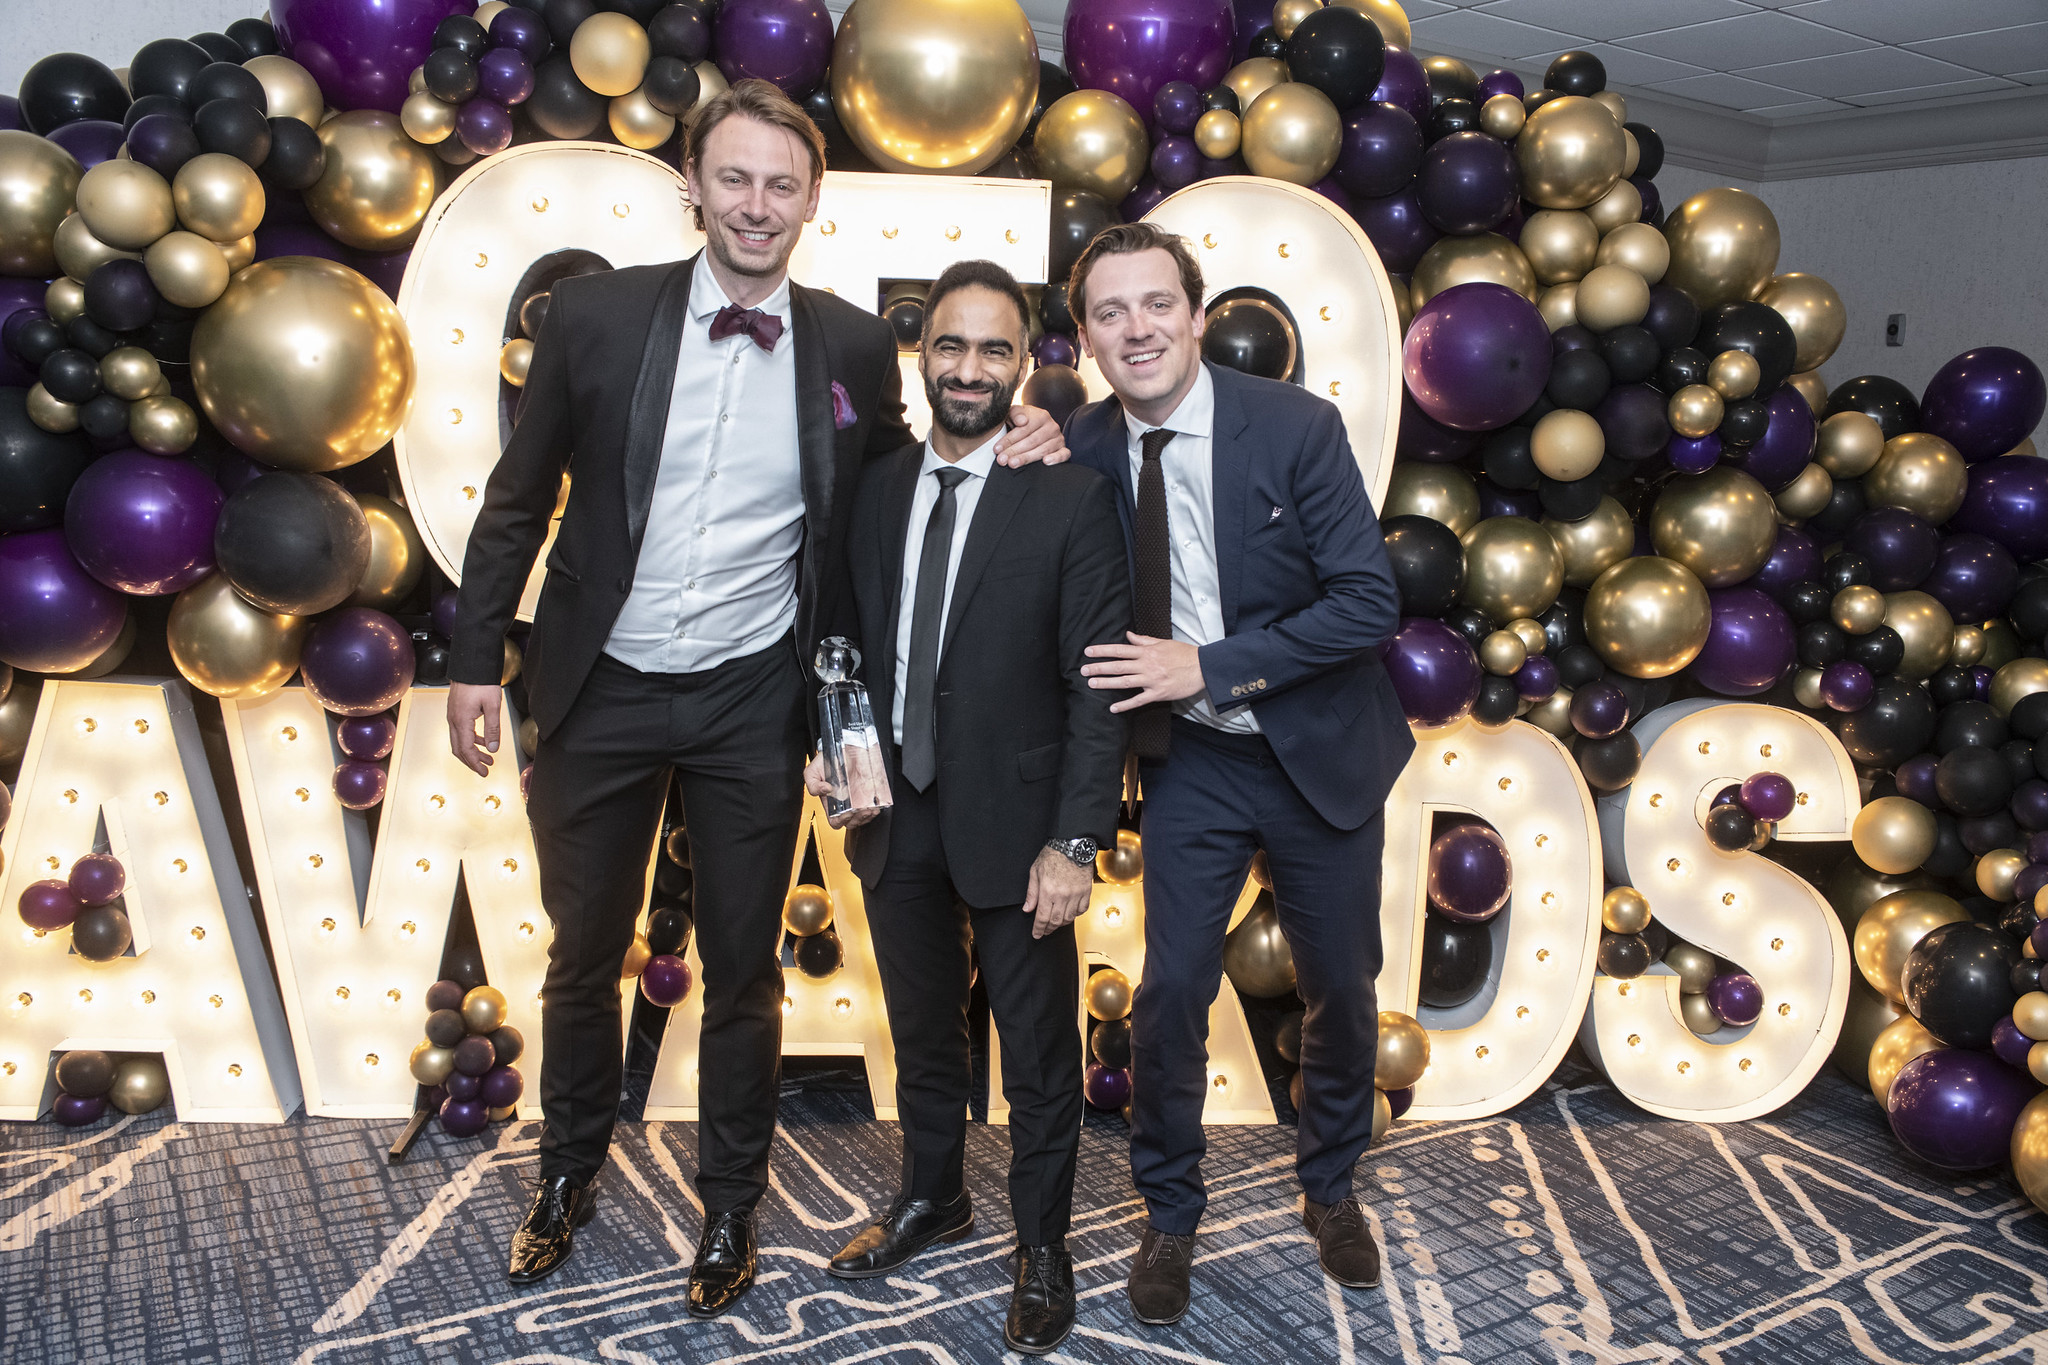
[444,81,1065,1308]
[803,260,1128,1355]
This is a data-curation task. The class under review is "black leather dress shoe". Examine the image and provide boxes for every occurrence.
[1005,1241,1075,1355]
[1126,1226,1195,1325]
[827,1192,973,1279]
[1303,1196,1381,1288]
[688,1209,758,1317]
[507,1175,596,1285]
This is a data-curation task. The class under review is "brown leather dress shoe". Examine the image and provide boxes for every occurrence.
[1303,1196,1381,1288]
[507,1175,596,1285]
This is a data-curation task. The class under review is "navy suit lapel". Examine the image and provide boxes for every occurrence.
[941,459,1028,659]
[789,283,838,545]
[1208,363,1252,633]
[620,257,693,553]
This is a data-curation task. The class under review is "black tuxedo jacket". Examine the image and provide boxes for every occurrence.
[840,451,1130,908]
[449,253,914,739]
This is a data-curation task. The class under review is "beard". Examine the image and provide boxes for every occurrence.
[925,371,1019,440]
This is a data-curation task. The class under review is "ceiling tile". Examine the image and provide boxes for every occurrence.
[1744,98,1854,115]
[1619,11,1877,67]
[1908,23,2048,76]
[1781,0,2048,45]
[1470,0,1753,41]
[1521,41,1714,85]
[1735,47,1990,98]
[1648,70,1816,110]
[2011,67,2048,85]
[1409,9,1583,59]
[1843,75,2020,105]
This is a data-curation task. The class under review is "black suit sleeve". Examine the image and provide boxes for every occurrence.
[1054,476,1133,846]
[860,332,915,462]
[448,283,576,686]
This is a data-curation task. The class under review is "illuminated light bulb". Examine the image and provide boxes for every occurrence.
[44,855,58,870]
[531,196,548,212]
[1666,857,1683,874]
[1212,1073,1230,1092]
[484,795,501,811]
[429,793,446,810]
[1103,905,1122,926]
[944,225,961,241]
[1677,1060,1691,1074]
[1327,381,1341,397]
[171,858,187,874]
[1004,229,1017,244]
[1795,792,1809,806]
[189,926,205,941]
[2,1062,14,1076]
[1320,306,1333,321]
[227,1063,242,1078]
[1649,793,1663,807]
[415,858,431,873]
[518,921,535,939]
[1534,833,1549,847]
[819,220,835,235]
[1535,949,1550,962]
[76,717,96,734]
[881,226,897,238]
[386,989,402,1005]
[1722,892,1736,906]
[462,486,477,500]
[780,996,794,1014]
[22,928,41,942]
[1202,233,1217,249]
[1540,891,1556,905]
[1758,743,1772,758]
[1697,741,1712,755]
[209,994,224,1008]
[294,787,310,802]
[153,790,169,806]
[534,991,544,1007]
[1770,937,1784,951]
[1498,776,1514,792]
[16,993,32,1008]
[319,917,336,934]
[1739,1058,1753,1071]
[1443,751,1460,766]
[134,719,149,734]
[364,1053,380,1069]
[1516,1005,1530,1019]
[450,328,464,345]
[280,726,297,742]
[1475,1045,1490,1060]
[613,203,630,218]
[474,252,488,268]
[139,990,155,1005]
[1617,982,1631,996]
[448,409,463,425]
[501,857,519,875]
[77,989,93,1004]
[1777,1003,1791,1017]
[334,986,351,1003]
[1277,242,1290,258]
[61,788,77,803]
[1627,1034,1641,1048]
[833,997,852,1016]
[400,921,417,936]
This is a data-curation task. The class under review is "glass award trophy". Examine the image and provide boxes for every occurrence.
[814,636,892,821]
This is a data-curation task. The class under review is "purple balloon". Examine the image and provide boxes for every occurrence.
[1477,482,1541,520]
[1993,1016,2034,1070]
[1844,508,1938,592]
[1749,526,1821,603]
[443,1069,480,1101]
[2013,782,2048,833]
[1403,283,1551,433]
[476,47,534,106]
[489,8,552,63]
[1066,0,1234,117]
[1150,134,1199,190]
[1666,432,1721,475]
[1570,680,1629,738]
[2036,921,2048,958]
[456,98,513,156]
[332,759,388,810]
[1972,665,1995,701]
[53,1093,108,1126]
[126,112,203,180]
[301,608,414,717]
[640,953,693,1007]
[1594,383,1671,462]
[1921,347,2046,463]
[715,0,834,96]
[1153,80,1201,135]
[1707,972,1762,1027]
[1887,1049,2038,1170]
[1415,132,1517,236]
[2031,831,2048,863]
[1381,617,1481,729]
[19,879,81,930]
[68,853,125,906]
[1952,456,2048,562]
[1733,387,1815,491]
[1120,175,1167,222]
[1819,659,1873,712]
[453,1034,497,1076]
[253,220,411,300]
[1740,772,1796,822]
[1352,186,1439,275]
[1084,1061,1133,1109]
[439,1096,490,1137]
[63,451,223,595]
[1632,175,1661,225]
[1692,587,1795,697]
[1372,44,1430,125]
[1394,391,1480,464]
[274,0,472,113]
[0,530,127,673]
[1514,653,1557,701]
[1896,753,1940,806]
[1033,333,1078,369]
[479,1063,524,1108]
[1335,103,1422,201]
[1428,823,1510,923]
[48,119,127,168]
[336,712,396,760]
[1919,533,2016,622]
[1475,69,1524,103]
[0,96,19,132]
[431,587,460,639]
[1307,176,1352,216]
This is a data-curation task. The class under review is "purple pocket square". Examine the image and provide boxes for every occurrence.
[830,380,857,430]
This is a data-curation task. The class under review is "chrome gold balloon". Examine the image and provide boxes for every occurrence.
[1329,0,1408,46]
[1097,828,1143,885]
[570,11,652,97]
[1773,461,1832,520]
[1459,516,1564,621]
[26,384,79,432]
[1032,89,1149,203]
[172,153,265,243]
[409,1040,456,1085]
[1544,495,1634,587]
[1621,128,1639,178]
[54,212,140,282]
[128,393,198,455]
[0,130,83,275]
[1854,889,1967,1004]
[1479,629,1526,676]
[1787,369,1827,415]
[348,494,426,610]
[1193,108,1241,161]
[1584,177,1640,235]
[1242,82,1342,186]
[221,232,257,271]
[1573,262,1649,332]
[1524,690,1573,737]
[1662,187,1780,310]
[1977,848,2025,902]
[1519,209,1597,286]
[168,573,310,700]
[143,229,230,308]
[1478,93,1524,140]
[1792,666,1823,709]
[1272,0,1322,39]
[1649,466,1776,587]
[694,59,729,104]
[2016,991,2048,1042]
[1815,409,1883,477]
[609,87,676,150]
[400,90,457,145]
[1223,57,1290,111]
[1087,967,1134,1020]
[1223,896,1297,997]
[1530,407,1603,481]
[1868,1014,1942,1103]
[1591,90,1627,126]
[1851,795,1937,875]
[108,1056,171,1115]
[1951,624,1985,668]
[1883,590,1953,680]
[1536,281,1576,332]
[99,346,161,402]
[1755,271,1845,374]
[620,932,652,978]
[1375,1010,1429,1090]
[1682,991,1721,1036]
[1706,348,1760,400]
[1991,658,2048,717]
[1866,431,1967,523]
[461,985,509,1034]
[244,54,327,126]
[1594,220,1668,284]
[1831,584,1885,635]
[1665,942,1715,994]
[783,883,834,936]
[1831,974,1901,1086]
[1514,95,1624,210]
[1584,555,1712,678]
[1508,617,1547,656]
[307,111,439,251]
[1411,232,1536,307]
[77,158,177,251]
[1601,886,1652,935]
[2012,1091,2048,1214]
[1667,383,1724,439]
[44,276,85,324]
[1383,462,1480,533]
[499,338,533,386]
[1826,853,1935,938]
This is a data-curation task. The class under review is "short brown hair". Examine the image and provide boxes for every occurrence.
[681,78,828,230]
[1067,222,1205,323]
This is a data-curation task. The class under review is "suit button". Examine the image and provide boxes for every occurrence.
[616,576,628,592]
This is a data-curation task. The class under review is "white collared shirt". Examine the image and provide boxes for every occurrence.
[892,432,1001,743]
[602,263,804,673]
[1123,365,1259,734]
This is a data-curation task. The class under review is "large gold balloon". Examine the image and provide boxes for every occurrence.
[1866,431,1966,523]
[1773,462,1832,520]
[1223,896,1297,997]
[1574,262,1650,332]
[1515,95,1624,210]
[782,883,834,936]
[461,985,509,1033]
[172,153,265,243]
[1459,517,1564,621]
[1851,796,1937,875]
[1223,57,1290,112]
[1096,828,1143,885]
[1755,272,1845,373]
[26,384,78,432]
[1479,93,1524,140]
[307,111,439,251]
[400,91,458,145]
[1544,495,1634,587]
[1868,1015,1942,1104]
[571,11,652,97]
[1375,1011,1430,1090]
[77,158,177,251]
[1662,187,1780,309]
[2013,1091,2048,1215]
[1032,90,1148,203]
[1667,384,1724,439]
[1411,233,1535,308]
[108,1056,172,1115]
[1383,462,1479,534]
[1681,991,1722,1037]
[0,131,83,275]
[143,230,230,308]
[2017,991,2048,1043]
[1519,209,1597,286]
[1601,885,1652,935]
[1584,178,1640,235]
[1854,889,1967,1003]
[1592,90,1628,126]
[1530,407,1603,481]
[1649,466,1776,587]
[1086,967,1133,1021]
[1241,83,1341,187]
[1271,0,1321,39]
[348,494,426,609]
[1815,410,1884,477]
[1992,658,2048,717]
[54,212,140,282]
[1329,0,1408,47]
[1584,555,1712,678]
[1883,590,1953,679]
[1192,108,1240,160]
[1594,220,1668,284]
[833,0,1040,174]
[1831,974,1901,1086]
[168,573,310,699]
[191,257,415,472]
[1507,616,1547,656]
[244,55,326,126]
[609,87,677,151]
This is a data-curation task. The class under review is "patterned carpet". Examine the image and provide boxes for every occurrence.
[5,1059,2047,1364]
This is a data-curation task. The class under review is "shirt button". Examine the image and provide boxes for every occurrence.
[708,469,718,479]
[720,413,730,423]
[686,580,696,590]
[696,526,708,536]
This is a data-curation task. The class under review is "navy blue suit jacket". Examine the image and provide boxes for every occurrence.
[1067,361,1413,830]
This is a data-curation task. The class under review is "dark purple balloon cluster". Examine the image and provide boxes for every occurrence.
[417,976,526,1139]
[17,852,133,964]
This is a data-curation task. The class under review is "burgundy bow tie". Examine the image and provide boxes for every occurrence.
[709,302,784,352]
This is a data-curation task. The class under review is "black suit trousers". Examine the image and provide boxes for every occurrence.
[524,642,806,1209]
[865,779,1085,1245]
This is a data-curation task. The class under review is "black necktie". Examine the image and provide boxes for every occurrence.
[1133,427,1174,760]
[900,466,970,791]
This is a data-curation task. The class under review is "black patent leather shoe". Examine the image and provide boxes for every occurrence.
[688,1209,758,1317]
[1303,1196,1381,1288]
[1126,1226,1195,1325]
[1005,1241,1075,1355]
[507,1175,596,1285]
[827,1191,973,1279]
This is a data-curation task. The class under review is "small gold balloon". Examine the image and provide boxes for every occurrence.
[1774,462,1832,520]
[1272,0,1322,39]
[1411,232,1536,307]
[105,1056,171,1115]
[571,11,652,97]
[308,111,440,250]
[461,985,509,1033]
[1792,666,1824,709]
[1519,209,1598,286]
[1479,93,1524,140]
[1544,495,1633,587]
[1755,272,1845,374]
[1222,57,1290,112]
[783,883,834,936]
[1530,407,1603,481]
[99,346,161,402]
[1977,848,2026,902]
[221,233,257,271]
[1831,974,1901,1085]
[1815,410,1883,477]
[1649,466,1777,587]
[1087,967,1134,1020]
[1223,896,1297,997]
[1372,1087,1392,1143]
[1665,941,1716,994]
[1667,384,1724,440]
[143,229,231,308]
[54,211,140,282]
[244,54,326,126]
[609,87,677,151]
[620,933,651,978]
[1242,82,1342,186]
[128,393,198,455]
[1192,108,1241,160]
[1508,616,1547,655]
[1866,432,1967,523]
[1681,991,1722,1037]
[1602,885,1651,935]
[409,65,429,97]
[1855,889,1967,1003]
[1460,516,1565,621]
[1831,584,1885,635]
[475,0,511,29]
[348,494,426,610]
[695,59,729,104]
[1882,590,1953,680]
[409,1039,456,1085]
[1096,828,1143,885]
[1851,796,1937,875]
[400,90,457,145]
[1523,689,1574,736]
[1594,221,1668,284]
[1033,89,1149,203]
[1584,555,1713,678]
[1788,369,1828,415]
[2016,1091,2048,1214]
[500,338,533,386]
[44,276,86,324]
[1515,94,1624,210]
[1536,281,1577,332]
[1479,629,1527,676]
[172,153,265,243]
[1383,462,1480,534]
[1375,1010,1430,1090]
[1573,262,1650,332]
[1868,1015,1942,1104]
[516,713,537,754]
[2016,991,2048,1042]
[27,384,80,433]
[1591,90,1627,125]
[1992,659,2048,717]
[76,158,176,251]
[1706,348,1760,400]
[0,130,83,275]
[1662,187,1780,310]
[1584,178,1640,235]
[1951,624,1985,668]
[1328,0,1409,47]
[169,574,310,699]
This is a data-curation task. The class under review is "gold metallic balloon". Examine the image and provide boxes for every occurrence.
[620,932,651,978]
[77,158,177,251]
[1827,856,1939,937]
[1242,82,1342,186]
[1664,941,1715,994]
[1223,57,1290,111]
[1193,108,1241,161]
[1621,128,1640,179]
[168,574,310,699]
[1584,555,1712,678]
[1816,412,1884,478]
[307,111,439,251]
[1868,1015,1942,1104]
[1883,590,1953,680]
[1422,55,1476,92]
[54,211,140,282]
[1479,629,1526,676]
[1032,90,1149,203]
[1411,232,1535,307]
[1574,262,1650,332]
[2016,990,2048,1042]
[1272,0,1322,39]
[1602,885,1651,935]
[499,338,533,386]
[695,59,729,105]
[0,130,83,275]
[1831,584,1885,635]
[221,233,257,271]
[571,11,652,97]
[400,90,457,145]
[1649,466,1776,587]
[1755,272,1845,374]
[44,276,85,324]
[1479,93,1524,140]
[2015,1091,2048,1214]
[1992,658,2048,717]
[1522,689,1572,736]
[1594,221,1668,284]
[0,680,36,765]
[1773,461,1832,520]
[1681,991,1722,1037]
[348,494,426,610]
[1250,848,1271,889]
[99,346,161,402]
[1375,1010,1429,1090]
[1662,187,1780,310]
[1854,889,1967,1003]
[244,55,327,127]
[1508,616,1546,655]
[1667,384,1724,439]
[609,87,677,151]
[1705,348,1759,401]
[1851,796,1937,875]
[172,153,265,243]
[1096,828,1143,885]
[1329,0,1409,46]
[1519,209,1597,286]
[1087,967,1133,1020]
[27,384,79,432]
[1831,973,1901,1086]
[108,1056,171,1114]
[517,713,537,755]
[1544,495,1633,587]
[1951,624,1985,668]
[143,229,230,308]
[1792,666,1823,709]
[1787,369,1827,415]
[783,883,834,936]
[1223,896,1297,997]
[410,1040,456,1085]
[1536,281,1576,332]
[1515,95,1624,210]
[128,393,198,455]
[461,985,509,1033]
[1460,517,1564,621]
[1371,1087,1392,1142]
[1584,177,1640,235]
[191,257,415,472]
[1383,461,1479,534]
[1530,407,1603,481]
[1866,432,1966,523]
[1977,848,2025,902]
[1591,90,1627,126]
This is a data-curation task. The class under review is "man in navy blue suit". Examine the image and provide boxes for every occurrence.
[1064,223,1413,1325]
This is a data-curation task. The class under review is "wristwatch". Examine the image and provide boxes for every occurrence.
[1046,836,1098,867]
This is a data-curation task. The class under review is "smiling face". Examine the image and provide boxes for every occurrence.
[920,283,1026,443]
[684,112,821,292]
[1076,246,1207,427]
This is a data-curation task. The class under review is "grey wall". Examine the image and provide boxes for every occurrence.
[2,1,263,93]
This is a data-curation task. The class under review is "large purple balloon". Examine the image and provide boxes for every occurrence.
[301,608,413,716]
[1920,533,2017,622]
[1749,525,1821,602]
[1475,69,1523,103]
[1733,386,1815,491]
[63,451,223,595]
[1886,1049,2037,1170]
[1692,587,1795,697]
[48,119,127,169]
[273,0,472,113]
[1920,346,2046,463]
[1844,507,1938,592]
[1403,282,1550,432]
[715,0,834,95]
[0,530,126,673]
[1371,45,1430,125]
[1335,103,1422,201]
[1066,0,1234,117]
[1427,822,1510,923]
[1352,186,1439,274]
[1381,617,1481,729]
[1952,456,2048,562]
[1414,132,1517,236]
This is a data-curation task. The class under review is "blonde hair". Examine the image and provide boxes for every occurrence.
[681,78,828,230]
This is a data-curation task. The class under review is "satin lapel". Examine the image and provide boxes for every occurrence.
[875,450,923,699]
[621,258,694,553]
[1209,364,1252,633]
[789,285,838,544]
[941,460,1028,659]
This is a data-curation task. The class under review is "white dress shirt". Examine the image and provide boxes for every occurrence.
[892,432,1000,743]
[1124,364,1259,734]
[603,264,804,673]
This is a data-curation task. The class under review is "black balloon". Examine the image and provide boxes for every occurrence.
[643,56,701,117]
[1030,62,1079,136]
[412,636,451,685]
[1624,121,1663,178]
[795,928,843,978]
[2014,691,2048,740]
[1599,326,1658,385]
[1576,732,1641,790]
[1796,621,1845,668]
[1822,551,1870,590]
[646,900,692,955]
[435,14,492,56]
[0,387,94,532]
[1844,624,1903,675]
[1597,931,1651,979]
[128,37,214,104]
[1091,1017,1133,1069]
[1424,58,1477,105]
[528,55,608,139]
[227,17,282,58]
[261,117,326,190]
[1523,89,1562,114]
[1696,302,1798,396]
[19,53,131,133]
[188,32,246,64]
[213,473,372,616]
[1719,397,1769,446]
[520,291,552,340]
[1806,479,1867,544]
[1420,912,1493,1006]
[1472,674,1519,726]
[1482,426,1540,490]
[1539,474,1602,521]
[123,94,192,132]
[1901,920,2019,1048]
[79,394,130,443]
[1547,348,1611,410]
[1784,581,1832,625]
[39,348,102,404]
[1285,7,1385,110]
[1551,324,1597,354]
[1960,811,2019,857]
[1837,679,1937,767]
[1248,26,1286,60]
[883,296,923,350]
[1446,605,1494,647]
[1825,375,1920,442]
[1039,282,1074,336]
[1544,51,1606,96]
[1018,364,1087,428]
[1641,285,1698,353]
[9,316,64,368]
[1706,803,1756,852]
[187,61,267,111]
[648,4,712,60]
[1382,514,1464,617]
[1542,589,1586,652]
[85,259,160,334]
[1657,346,1707,394]
[1200,83,1239,115]
[195,98,273,165]
[1934,700,2006,754]
[2014,960,2045,996]
[1924,812,1971,878]
[1928,665,1975,707]
[129,111,204,178]
[1049,189,1116,285]
[1202,296,1296,381]
[1936,745,2013,818]
[1427,98,1478,141]
[425,48,481,103]
[72,904,133,962]
[546,0,599,43]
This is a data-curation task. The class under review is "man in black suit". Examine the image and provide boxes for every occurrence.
[444,81,1065,1307]
[802,260,1128,1355]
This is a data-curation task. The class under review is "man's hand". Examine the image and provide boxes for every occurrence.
[803,754,880,829]
[1024,846,1092,939]
[1082,633,1207,712]
[994,404,1070,467]
[447,682,504,776]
